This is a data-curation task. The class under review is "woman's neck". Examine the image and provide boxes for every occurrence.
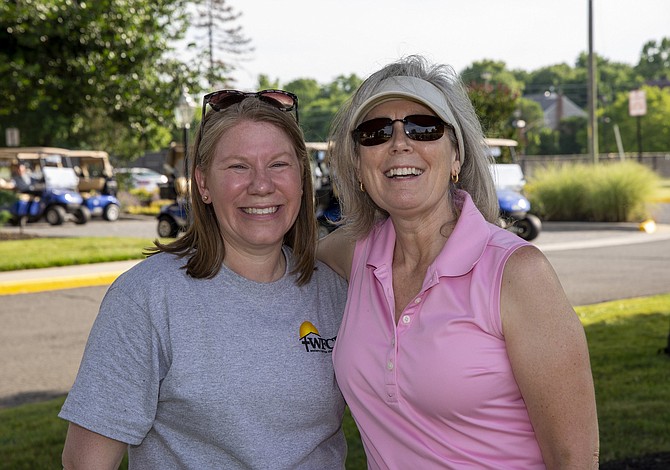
[223,245,286,283]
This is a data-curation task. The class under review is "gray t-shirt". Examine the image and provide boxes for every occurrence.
[59,248,348,469]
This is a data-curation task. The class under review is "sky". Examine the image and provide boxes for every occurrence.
[222,0,670,90]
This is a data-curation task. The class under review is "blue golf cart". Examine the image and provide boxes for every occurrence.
[0,147,92,226]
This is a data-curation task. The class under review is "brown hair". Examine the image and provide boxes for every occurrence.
[150,98,317,285]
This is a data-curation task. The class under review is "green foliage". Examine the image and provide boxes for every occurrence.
[0,211,11,225]
[575,52,645,106]
[0,189,18,206]
[635,37,670,81]
[129,188,157,204]
[526,161,659,221]
[519,49,654,154]
[523,62,588,108]
[525,127,560,155]
[601,85,670,154]
[0,0,200,159]
[0,190,18,224]
[461,59,525,94]
[557,116,588,154]
[283,74,363,142]
[467,82,520,139]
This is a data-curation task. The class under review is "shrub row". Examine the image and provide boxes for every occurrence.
[525,161,660,222]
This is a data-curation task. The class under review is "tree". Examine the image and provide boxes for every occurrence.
[0,0,199,159]
[283,74,363,142]
[524,63,587,108]
[603,85,670,154]
[466,82,520,139]
[461,59,524,94]
[575,53,642,107]
[189,0,253,88]
[636,37,670,81]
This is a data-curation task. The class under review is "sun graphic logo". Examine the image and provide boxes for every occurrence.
[299,321,336,353]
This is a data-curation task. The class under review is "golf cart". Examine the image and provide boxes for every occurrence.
[307,142,341,237]
[0,147,91,226]
[66,149,121,221]
[156,142,189,238]
[485,138,542,241]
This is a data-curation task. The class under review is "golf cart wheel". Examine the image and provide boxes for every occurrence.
[157,215,179,238]
[103,203,121,221]
[45,206,66,225]
[74,206,91,225]
[515,214,542,241]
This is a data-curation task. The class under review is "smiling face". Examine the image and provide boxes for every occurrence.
[357,99,461,221]
[195,120,303,257]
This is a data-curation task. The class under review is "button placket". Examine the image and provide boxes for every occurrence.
[384,332,398,403]
[398,296,422,328]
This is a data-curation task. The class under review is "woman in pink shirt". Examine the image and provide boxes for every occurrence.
[319,56,599,469]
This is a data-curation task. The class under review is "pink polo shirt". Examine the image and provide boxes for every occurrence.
[333,191,544,469]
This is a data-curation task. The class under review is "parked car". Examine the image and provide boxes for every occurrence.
[114,167,168,193]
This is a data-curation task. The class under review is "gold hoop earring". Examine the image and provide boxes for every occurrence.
[359,181,365,192]
[451,173,459,184]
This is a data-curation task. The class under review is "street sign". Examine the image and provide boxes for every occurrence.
[5,127,19,146]
[628,90,647,117]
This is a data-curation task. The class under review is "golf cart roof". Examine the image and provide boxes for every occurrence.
[0,147,71,161]
[484,138,518,148]
[306,142,329,152]
[67,149,110,159]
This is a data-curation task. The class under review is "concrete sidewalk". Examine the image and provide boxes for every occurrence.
[0,259,140,295]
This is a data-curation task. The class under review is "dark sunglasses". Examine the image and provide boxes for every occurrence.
[352,114,447,147]
[201,89,299,124]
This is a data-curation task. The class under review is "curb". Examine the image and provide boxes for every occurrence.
[0,260,141,296]
[0,271,124,296]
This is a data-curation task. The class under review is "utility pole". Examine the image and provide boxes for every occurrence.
[587,0,599,163]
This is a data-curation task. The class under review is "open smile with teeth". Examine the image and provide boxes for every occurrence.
[385,167,424,178]
[242,206,279,215]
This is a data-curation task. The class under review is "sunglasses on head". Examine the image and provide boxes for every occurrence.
[352,114,447,147]
[201,89,299,124]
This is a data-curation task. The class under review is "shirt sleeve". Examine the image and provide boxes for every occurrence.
[58,283,166,445]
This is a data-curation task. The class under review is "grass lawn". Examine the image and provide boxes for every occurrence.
[0,237,157,271]
[1,294,668,468]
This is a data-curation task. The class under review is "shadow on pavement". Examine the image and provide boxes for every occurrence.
[0,390,66,409]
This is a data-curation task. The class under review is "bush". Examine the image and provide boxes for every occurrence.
[526,161,659,222]
[129,188,156,205]
[0,190,18,225]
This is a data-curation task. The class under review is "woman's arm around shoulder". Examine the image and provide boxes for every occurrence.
[500,245,599,469]
[317,229,355,281]
[62,423,127,470]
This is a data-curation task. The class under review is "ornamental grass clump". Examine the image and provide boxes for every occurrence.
[526,161,659,222]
